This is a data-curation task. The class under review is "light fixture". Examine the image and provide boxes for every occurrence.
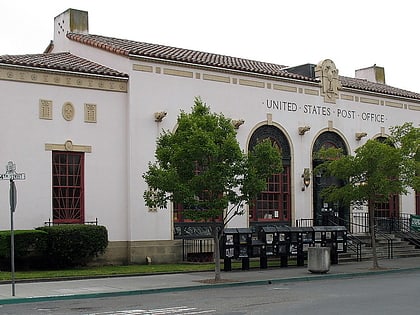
[298,126,311,135]
[154,111,167,122]
[355,132,367,141]
[301,168,311,191]
[232,119,245,129]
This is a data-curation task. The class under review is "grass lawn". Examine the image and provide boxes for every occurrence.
[0,259,294,282]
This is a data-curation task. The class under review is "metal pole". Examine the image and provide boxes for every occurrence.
[10,179,15,296]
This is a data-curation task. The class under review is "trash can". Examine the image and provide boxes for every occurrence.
[308,247,331,273]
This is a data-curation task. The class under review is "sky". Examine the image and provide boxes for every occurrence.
[1,1,419,93]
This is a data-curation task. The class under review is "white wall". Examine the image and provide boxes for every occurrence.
[0,79,128,241]
[126,60,419,237]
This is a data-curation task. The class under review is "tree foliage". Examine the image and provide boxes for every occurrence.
[143,97,283,222]
[143,97,283,280]
[314,122,419,268]
[315,122,419,206]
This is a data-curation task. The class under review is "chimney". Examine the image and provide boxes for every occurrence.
[53,9,88,52]
[355,64,386,84]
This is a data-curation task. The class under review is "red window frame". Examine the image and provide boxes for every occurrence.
[52,151,84,224]
[374,194,399,218]
[249,165,291,222]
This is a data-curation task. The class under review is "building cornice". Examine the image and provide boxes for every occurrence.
[0,64,128,92]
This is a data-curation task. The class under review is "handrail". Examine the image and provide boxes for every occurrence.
[393,216,420,249]
[346,234,364,261]
[334,215,394,260]
[297,216,366,261]
[374,228,394,259]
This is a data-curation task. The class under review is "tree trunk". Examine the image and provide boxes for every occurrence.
[213,227,222,281]
[369,201,380,269]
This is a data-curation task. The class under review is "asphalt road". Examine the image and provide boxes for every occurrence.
[1,270,419,314]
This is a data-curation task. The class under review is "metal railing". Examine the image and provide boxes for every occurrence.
[182,238,214,262]
[296,216,366,261]
[44,218,99,226]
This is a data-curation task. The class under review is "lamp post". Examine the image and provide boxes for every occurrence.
[1,161,26,296]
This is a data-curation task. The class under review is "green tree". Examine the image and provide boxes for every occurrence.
[315,123,419,269]
[143,98,283,280]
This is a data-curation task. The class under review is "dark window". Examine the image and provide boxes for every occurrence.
[374,194,399,218]
[52,151,84,223]
[416,191,420,216]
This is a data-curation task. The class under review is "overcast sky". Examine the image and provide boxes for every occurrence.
[2,1,419,93]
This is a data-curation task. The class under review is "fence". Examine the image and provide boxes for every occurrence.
[182,238,214,262]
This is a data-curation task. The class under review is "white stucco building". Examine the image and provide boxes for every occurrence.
[0,9,419,264]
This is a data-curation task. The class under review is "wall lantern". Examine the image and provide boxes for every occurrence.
[355,132,367,141]
[298,126,311,135]
[301,168,311,191]
[154,111,167,122]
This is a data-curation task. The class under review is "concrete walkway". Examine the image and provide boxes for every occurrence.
[0,257,419,305]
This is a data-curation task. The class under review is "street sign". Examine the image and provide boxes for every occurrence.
[0,173,26,180]
[1,161,26,296]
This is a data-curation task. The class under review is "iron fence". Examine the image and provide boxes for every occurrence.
[182,238,214,262]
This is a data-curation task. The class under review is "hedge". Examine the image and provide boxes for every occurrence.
[37,224,108,267]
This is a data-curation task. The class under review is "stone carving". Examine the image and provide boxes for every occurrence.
[62,102,75,121]
[315,59,341,104]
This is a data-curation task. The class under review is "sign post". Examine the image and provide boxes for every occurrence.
[1,161,26,297]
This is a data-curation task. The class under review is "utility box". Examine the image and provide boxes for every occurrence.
[258,226,278,269]
[289,227,304,266]
[222,228,238,271]
[237,228,253,270]
[277,226,291,267]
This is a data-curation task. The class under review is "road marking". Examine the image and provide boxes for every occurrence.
[86,305,216,314]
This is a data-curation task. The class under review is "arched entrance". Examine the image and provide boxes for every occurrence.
[312,131,349,226]
[248,125,291,229]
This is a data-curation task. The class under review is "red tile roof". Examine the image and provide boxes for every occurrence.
[66,33,312,81]
[340,76,420,99]
[0,52,128,78]
[66,33,420,100]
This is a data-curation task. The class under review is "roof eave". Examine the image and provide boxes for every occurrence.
[128,53,319,86]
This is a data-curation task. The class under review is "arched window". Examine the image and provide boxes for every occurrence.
[248,126,291,225]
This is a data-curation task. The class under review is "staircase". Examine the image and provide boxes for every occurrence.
[340,233,420,262]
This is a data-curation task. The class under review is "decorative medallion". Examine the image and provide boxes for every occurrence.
[62,102,75,121]
[64,140,73,151]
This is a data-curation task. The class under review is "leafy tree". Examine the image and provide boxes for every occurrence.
[314,123,419,269]
[143,98,283,280]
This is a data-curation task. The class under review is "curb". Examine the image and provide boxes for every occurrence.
[1,266,420,305]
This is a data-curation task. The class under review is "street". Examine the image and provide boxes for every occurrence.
[0,270,419,314]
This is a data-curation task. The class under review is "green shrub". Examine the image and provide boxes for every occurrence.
[37,225,108,267]
[0,230,48,258]
[0,230,48,270]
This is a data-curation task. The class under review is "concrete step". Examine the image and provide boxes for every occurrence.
[341,233,420,262]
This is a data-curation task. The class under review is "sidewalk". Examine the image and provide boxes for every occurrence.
[0,256,419,305]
